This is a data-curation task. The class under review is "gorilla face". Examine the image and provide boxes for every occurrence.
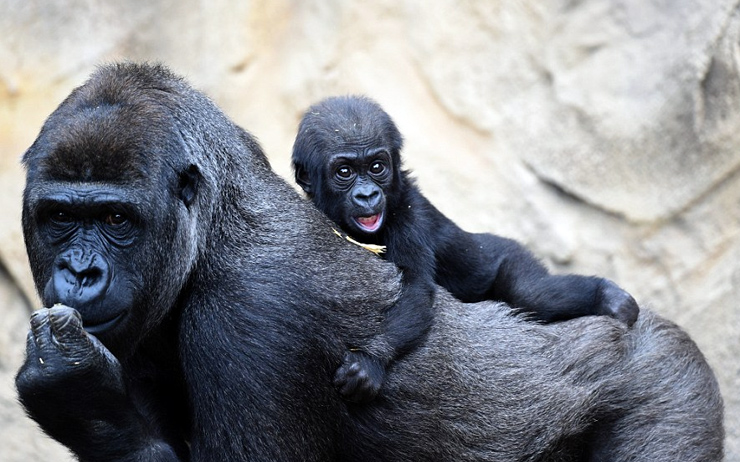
[32,184,141,334]
[22,91,201,359]
[292,95,404,243]
[323,148,393,237]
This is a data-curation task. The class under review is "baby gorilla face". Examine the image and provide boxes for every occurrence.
[326,150,393,238]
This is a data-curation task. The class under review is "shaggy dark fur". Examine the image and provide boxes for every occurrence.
[16,63,723,461]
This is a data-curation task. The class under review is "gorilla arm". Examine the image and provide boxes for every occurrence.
[333,231,436,403]
[437,230,639,325]
[15,306,183,462]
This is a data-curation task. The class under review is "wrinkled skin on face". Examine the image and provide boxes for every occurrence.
[21,88,201,358]
[293,97,409,241]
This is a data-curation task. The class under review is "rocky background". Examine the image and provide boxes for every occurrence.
[0,0,738,460]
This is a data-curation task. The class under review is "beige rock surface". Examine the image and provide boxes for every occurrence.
[0,0,737,460]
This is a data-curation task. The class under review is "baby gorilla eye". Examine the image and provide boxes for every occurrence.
[336,166,354,179]
[369,162,386,175]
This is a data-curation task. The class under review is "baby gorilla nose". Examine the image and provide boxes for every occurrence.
[352,183,382,209]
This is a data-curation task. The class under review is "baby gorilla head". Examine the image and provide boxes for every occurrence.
[292,95,405,240]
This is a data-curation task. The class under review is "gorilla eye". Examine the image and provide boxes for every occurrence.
[50,211,73,224]
[369,162,386,175]
[103,213,128,227]
[336,166,354,180]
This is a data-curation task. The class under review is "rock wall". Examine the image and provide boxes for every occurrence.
[0,0,737,459]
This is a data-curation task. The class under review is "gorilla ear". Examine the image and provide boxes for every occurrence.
[178,165,200,208]
[294,165,313,196]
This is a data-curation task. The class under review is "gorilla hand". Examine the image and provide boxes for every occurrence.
[16,305,181,462]
[16,305,125,414]
[334,350,387,404]
[597,279,640,326]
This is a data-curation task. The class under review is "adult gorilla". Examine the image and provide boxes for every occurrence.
[16,63,724,461]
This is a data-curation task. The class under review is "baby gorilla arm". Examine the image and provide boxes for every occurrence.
[334,236,436,403]
[459,233,639,325]
[15,306,183,462]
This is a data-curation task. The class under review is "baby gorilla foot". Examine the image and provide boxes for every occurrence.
[598,279,640,326]
[333,350,386,403]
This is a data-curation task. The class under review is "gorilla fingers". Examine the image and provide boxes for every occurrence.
[16,306,181,462]
[333,350,389,403]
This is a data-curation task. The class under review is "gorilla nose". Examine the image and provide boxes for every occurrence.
[353,187,381,208]
[48,251,111,306]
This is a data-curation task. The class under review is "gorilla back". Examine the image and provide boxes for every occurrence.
[17,63,723,461]
[350,294,724,461]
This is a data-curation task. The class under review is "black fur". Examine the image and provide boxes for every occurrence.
[292,95,640,402]
[16,64,723,461]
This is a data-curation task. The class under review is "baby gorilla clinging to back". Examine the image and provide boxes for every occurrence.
[292,95,639,403]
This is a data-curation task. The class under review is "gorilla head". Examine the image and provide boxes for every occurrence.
[15,63,288,459]
[21,66,208,358]
[293,95,405,239]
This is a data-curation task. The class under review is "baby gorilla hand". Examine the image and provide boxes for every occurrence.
[333,350,386,403]
[597,279,640,326]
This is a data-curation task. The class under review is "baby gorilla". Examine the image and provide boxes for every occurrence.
[292,95,639,403]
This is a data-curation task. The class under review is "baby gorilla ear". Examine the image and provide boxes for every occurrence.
[178,165,200,207]
[294,164,313,196]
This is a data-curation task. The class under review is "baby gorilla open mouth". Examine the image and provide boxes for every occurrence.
[354,212,383,233]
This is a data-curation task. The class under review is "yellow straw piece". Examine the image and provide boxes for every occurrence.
[333,228,386,255]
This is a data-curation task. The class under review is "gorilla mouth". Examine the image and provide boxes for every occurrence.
[354,212,383,233]
[83,312,126,335]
